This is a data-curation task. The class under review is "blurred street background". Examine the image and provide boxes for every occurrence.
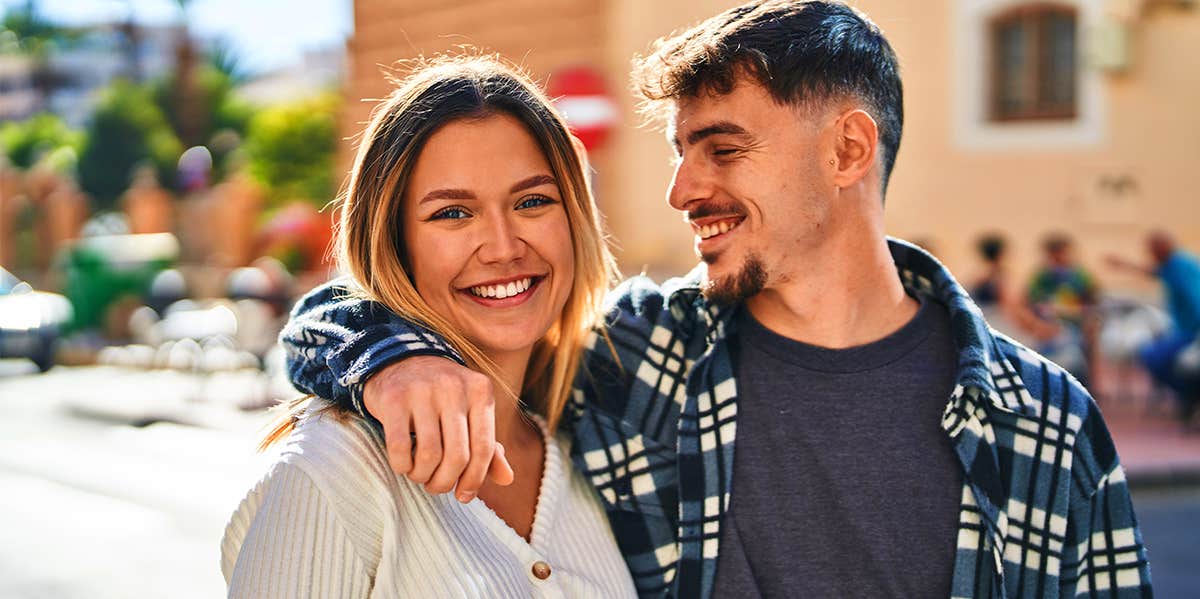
[0,0,1198,597]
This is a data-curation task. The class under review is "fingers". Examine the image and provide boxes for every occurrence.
[487,442,515,487]
[357,357,503,495]
[407,389,442,485]
[425,409,469,495]
[456,376,497,501]
[382,407,413,475]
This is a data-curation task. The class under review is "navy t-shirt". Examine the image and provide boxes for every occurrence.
[711,298,963,597]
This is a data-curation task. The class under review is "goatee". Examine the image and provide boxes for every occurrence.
[702,253,767,306]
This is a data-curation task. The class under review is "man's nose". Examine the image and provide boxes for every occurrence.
[667,157,710,213]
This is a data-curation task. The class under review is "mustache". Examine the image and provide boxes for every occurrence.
[685,202,745,221]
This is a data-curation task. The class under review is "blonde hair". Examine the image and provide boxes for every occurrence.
[263,54,618,448]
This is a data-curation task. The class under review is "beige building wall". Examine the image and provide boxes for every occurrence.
[343,0,605,168]
[347,0,1200,295]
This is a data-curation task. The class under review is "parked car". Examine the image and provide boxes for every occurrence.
[0,276,73,371]
[0,266,19,295]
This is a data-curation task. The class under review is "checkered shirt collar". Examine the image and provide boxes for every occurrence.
[660,237,1038,418]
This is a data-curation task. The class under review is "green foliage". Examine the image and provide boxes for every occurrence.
[77,81,183,211]
[150,48,257,182]
[243,93,338,210]
[0,113,81,169]
[0,2,79,57]
[206,41,249,85]
[153,62,254,146]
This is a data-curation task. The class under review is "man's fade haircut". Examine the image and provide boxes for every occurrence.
[632,0,904,193]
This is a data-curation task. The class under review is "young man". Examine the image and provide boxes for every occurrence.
[283,2,1152,596]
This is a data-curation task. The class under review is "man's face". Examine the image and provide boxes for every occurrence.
[1148,235,1172,266]
[667,78,836,305]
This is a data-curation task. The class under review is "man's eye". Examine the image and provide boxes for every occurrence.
[517,195,556,210]
[430,207,470,220]
[713,148,739,157]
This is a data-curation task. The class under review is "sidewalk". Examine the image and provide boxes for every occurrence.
[1105,403,1200,488]
[1094,366,1200,489]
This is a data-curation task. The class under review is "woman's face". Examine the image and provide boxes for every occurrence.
[403,112,575,359]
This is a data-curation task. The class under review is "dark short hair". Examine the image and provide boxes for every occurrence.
[632,0,904,193]
[1042,232,1073,255]
[976,233,1007,263]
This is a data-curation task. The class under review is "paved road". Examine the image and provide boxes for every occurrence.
[1,363,1197,597]
[0,363,273,599]
[1131,485,1200,598]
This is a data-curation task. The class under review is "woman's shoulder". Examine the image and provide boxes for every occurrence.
[278,401,390,482]
[222,406,390,587]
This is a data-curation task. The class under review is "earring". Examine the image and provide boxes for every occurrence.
[828,159,835,166]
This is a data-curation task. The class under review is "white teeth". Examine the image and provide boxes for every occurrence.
[469,277,533,299]
[696,220,738,240]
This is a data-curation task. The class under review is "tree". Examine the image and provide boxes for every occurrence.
[0,113,81,169]
[243,92,338,210]
[77,81,183,211]
[1,1,85,101]
[153,61,254,144]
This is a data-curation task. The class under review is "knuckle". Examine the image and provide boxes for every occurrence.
[469,381,494,404]
[445,447,470,469]
[470,440,494,458]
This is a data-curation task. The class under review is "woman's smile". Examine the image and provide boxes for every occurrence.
[460,274,547,306]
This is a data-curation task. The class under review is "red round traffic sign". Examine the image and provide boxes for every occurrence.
[547,66,618,151]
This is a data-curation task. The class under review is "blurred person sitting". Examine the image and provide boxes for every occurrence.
[1108,230,1200,423]
[970,233,1058,346]
[1026,232,1101,386]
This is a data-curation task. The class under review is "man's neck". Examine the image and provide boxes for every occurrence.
[744,232,917,349]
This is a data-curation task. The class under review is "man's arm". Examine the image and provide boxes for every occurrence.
[1104,254,1155,278]
[280,278,465,417]
[280,279,511,500]
[281,273,702,503]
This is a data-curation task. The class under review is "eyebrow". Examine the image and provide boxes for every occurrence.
[510,174,556,194]
[418,174,557,205]
[672,121,752,149]
[419,188,475,204]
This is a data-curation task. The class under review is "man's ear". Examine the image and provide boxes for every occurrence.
[831,109,878,189]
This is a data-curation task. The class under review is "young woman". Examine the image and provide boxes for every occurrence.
[220,55,636,598]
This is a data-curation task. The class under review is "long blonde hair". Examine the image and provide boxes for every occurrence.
[263,55,618,447]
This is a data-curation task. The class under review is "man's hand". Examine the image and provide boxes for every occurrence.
[363,356,514,503]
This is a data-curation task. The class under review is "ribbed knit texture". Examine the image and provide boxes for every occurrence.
[221,404,637,598]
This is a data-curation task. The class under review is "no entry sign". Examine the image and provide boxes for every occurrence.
[548,66,618,152]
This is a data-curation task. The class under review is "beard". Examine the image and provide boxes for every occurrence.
[702,251,767,307]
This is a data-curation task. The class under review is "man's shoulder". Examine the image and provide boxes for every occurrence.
[992,331,1093,417]
[603,268,708,337]
[989,332,1121,493]
[607,269,703,314]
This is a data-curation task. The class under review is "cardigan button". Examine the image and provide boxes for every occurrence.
[531,561,552,580]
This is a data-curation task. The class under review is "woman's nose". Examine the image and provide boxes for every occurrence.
[476,215,526,264]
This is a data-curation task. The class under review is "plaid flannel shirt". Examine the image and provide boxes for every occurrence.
[282,238,1152,598]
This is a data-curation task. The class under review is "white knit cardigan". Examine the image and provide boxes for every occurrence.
[221,405,637,598]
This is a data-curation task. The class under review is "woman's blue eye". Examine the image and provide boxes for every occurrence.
[430,207,469,220]
[517,195,556,210]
